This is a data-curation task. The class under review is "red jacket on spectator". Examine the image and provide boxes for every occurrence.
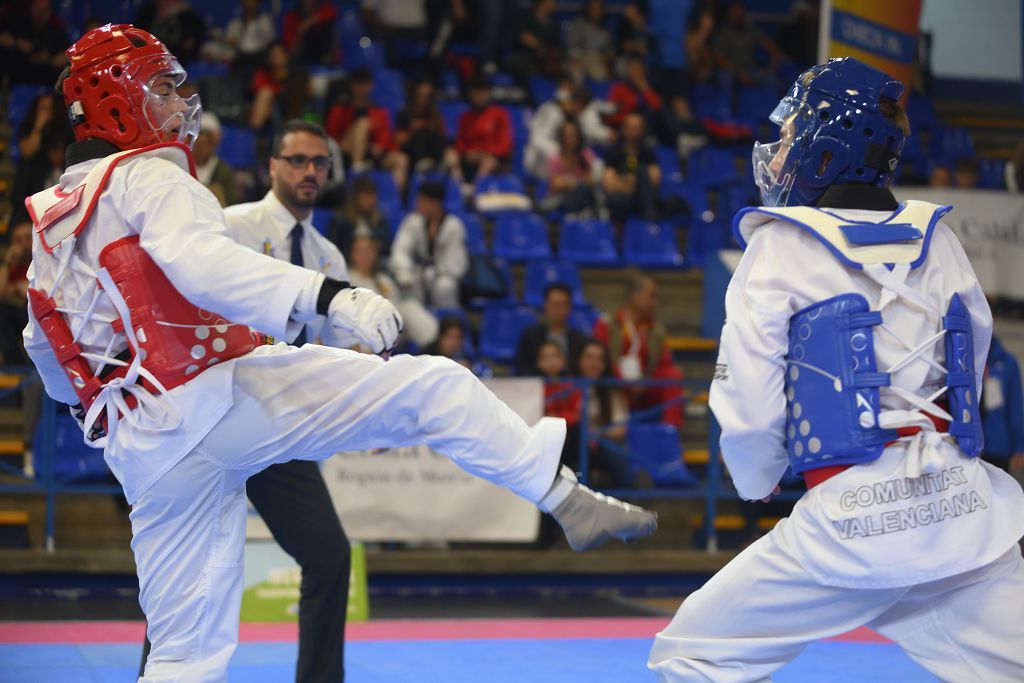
[455,105,513,159]
[544,381,583,426]
[606,82,663,128]
[325,104,396,152]
[282,2,338,51]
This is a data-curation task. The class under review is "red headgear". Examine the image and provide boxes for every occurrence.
[61,24,201,149]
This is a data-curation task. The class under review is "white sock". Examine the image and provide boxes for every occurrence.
[537,465,578,513]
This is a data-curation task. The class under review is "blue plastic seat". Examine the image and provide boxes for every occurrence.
[217,124,257,170]
[312,207,333,236]
[475,174,526,195]
[736,84,780,127]
[523,259,584,308]
[439,101,468,139]
[184,60,229,84]
[6,84,47,127]
[479,303,538,362]
[492,212,552,262]
[453,211,487,255]
[627,423,697,487]
[687,147,739,188]
[978,159,1006,190]
[623,219,685,269]
[529,75,558,105]
[569,302,600,334]
[559,218,619,266]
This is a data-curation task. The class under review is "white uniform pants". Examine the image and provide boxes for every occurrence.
[132,346,565,682]
[648,525,1024,683]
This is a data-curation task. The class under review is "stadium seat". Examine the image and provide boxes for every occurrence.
[389,212,406,238]
[623,219,685,269]
[479,302,538,362]
[439,100,468,138]
[523,259,585,308]
[373,68,406,116]
[312,207,333,236]
[559,218,620,266]
[627,423,697,487]
[529,76,558,105]
[6,84,47,127]
[492,212,552,262]
[978,159,1006,190]
[654,145,682,183]
[687,147,739,187]
[217,124,257,170]
[569,302,600,334]
[184,61,229,83]
[453,211,487,255]
[736,84,780,128]
[691,83,732,121]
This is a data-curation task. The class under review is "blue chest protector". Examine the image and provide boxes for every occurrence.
[734,201,984,473]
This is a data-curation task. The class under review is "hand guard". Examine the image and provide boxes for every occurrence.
[327,287,403,355]
[70,402,106,442]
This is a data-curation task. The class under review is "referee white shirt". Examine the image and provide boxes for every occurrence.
[225,190,349,346]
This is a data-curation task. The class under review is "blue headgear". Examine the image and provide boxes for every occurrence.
[753,57,906,207]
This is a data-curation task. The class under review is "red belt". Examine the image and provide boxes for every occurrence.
[803,411,950,489]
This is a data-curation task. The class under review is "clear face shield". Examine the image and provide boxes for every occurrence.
[132,56,202,148]
[751,97,814,207]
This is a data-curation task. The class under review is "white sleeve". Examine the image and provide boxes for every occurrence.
[709,232,796,500]
[22,260,79,405]
[126,160,318,340]
[389,217,419,285]
[437,218,468,279]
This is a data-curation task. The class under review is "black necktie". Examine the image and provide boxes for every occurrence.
[290,223,307,347]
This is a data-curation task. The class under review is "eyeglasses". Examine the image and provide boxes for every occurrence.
[275,154,331,171]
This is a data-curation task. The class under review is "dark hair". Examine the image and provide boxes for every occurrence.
[544,282,573,301]
[350,66,373,85]
[955,157,980,175]
[438,315,464,336]
[466,73,491,93]
[418,180,446,201]
[271,119,330,157]
[572,338,615,425]
[343,174,381,223]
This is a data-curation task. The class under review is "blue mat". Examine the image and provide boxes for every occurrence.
[2,639,936,682]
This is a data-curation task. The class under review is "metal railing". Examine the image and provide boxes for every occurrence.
[0,367,800,552]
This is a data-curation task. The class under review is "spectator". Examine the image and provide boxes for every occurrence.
[929,165,953,187]
[539,119,605,217]
[282,0,338,66]
[778,0,820,69]
[594,274,683,427]
[572,338,634,487]
[325,67,410,191]
[606,53,663,131]
[423,316,472,369]
[250,42,312,129]
[540,341,583,425]
[329,175,392,258]
[448,74,512,188]
[395,79,449,174]
[602,112,661,223]
[981,335,1024,475]
[362,0,429,68]
[713,1,781,94]
[955,157,980,188]
[136,0,206,65]
[1004,142,1024,192]
[192,113,238,207]
[525,80,591,178]
[390,180,468,307]
[9,93,73,226]
[685,4,716,85]
[566,0,616,83]
[222,0,277,69]
[515,283,589,377]
[348,236,439,347]
[506,0,563,80]
[0,0,67,85]
[629,0,695,99]
[0,222,32,364]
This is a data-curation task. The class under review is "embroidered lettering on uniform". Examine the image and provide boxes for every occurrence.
[838,466,967,511]
[713,363,729,381]
[831,489,988,540]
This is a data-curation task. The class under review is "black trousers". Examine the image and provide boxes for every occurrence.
[140,459,351,682]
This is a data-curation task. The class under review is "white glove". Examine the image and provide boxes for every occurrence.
[327,287,403,355]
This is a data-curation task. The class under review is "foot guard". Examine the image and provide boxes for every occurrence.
[550,469,658,551]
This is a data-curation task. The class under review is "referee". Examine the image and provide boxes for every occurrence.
[140,120,352,682]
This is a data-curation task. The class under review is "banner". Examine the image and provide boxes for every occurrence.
[895,188,1024,300]
[822,0,923,96]
[319,377,545,542]
[240,540,368,623]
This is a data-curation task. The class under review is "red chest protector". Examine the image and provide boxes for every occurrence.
[26,142,258,413]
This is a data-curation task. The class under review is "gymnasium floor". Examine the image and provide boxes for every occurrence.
[1,602,937,682]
